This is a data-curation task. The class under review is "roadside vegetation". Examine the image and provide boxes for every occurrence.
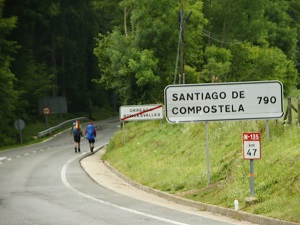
[0,108,116,151]
[103,93,300,223]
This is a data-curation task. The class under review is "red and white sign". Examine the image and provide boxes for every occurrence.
[42,106,51,115]
[242,132,261,160]
[120,104,163,121]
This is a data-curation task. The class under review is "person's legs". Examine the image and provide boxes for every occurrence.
[74,135,80,152]
[89,139,95,152]
[74,142,77,152]
[78,139,81,152]
[73,136,77,152]
[88,139,92,152]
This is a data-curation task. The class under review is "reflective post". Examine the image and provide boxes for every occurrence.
[250,159,255,196]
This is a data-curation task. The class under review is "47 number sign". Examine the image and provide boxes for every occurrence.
[242,132,261,160]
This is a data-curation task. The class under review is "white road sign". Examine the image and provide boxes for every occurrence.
[164,81,283,123]
[120,104,163,121]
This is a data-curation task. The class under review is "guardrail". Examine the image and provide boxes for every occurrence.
[37,117,89,138]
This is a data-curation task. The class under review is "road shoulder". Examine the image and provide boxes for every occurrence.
[80,148,298,225]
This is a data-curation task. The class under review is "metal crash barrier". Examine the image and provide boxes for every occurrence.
[37,117,89,138]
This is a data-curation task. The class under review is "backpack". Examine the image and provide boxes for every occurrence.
[72,121,80,135]
[86,124,95,139]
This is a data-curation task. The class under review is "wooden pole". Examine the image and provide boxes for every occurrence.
[287,97,292,125]
[297,98,300,124]
[180,0,185,84]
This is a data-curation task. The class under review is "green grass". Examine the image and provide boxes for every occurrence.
[104,93,300,223]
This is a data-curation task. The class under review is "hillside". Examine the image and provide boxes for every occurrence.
[104,115,300,223]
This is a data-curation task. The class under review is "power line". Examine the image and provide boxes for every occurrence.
[201,29,242,45]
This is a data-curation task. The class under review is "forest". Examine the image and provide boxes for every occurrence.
[0,0,299,146]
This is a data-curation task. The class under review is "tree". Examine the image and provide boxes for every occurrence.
[264,0,298,61]
[94,0,207,104]
[229,43,298,95]
[200,45,232,83]
[203,0,297,59]
[3,0,105,115]
[0,0,18,145]
[203,0,268,47]
[94,30,160,104]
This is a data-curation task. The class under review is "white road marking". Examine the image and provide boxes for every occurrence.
[61,155,190,225]
[0,157,7,161]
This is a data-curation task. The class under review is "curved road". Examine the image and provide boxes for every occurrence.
[0,118,254,225]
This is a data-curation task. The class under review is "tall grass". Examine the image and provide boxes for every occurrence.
[104,114,300,223]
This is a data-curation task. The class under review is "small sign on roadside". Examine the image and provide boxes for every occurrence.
[242,132,261,160]
[42,106,51,115]
[14,119,25,144]
[120,104,163,121]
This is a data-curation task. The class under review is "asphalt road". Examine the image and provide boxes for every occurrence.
[0,117,256,225]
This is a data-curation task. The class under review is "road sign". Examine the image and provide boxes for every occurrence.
[164,81,283,123]
[42,106,51,115]
[14,119,25,144]
[120,104,163,121]
[242,132,261,160]
[14,119,25,130]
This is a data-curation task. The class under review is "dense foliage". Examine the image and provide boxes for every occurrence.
[95,0,299,103]
[0,0,299,146]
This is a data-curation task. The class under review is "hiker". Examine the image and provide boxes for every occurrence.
[71,120,83,153]
[85,122,96,152]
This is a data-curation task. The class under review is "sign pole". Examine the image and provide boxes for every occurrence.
[18,120,23,144]
[266,119,270,140]
[205,121,211,185]
[14,119,25,144]
[42,106,51,128]
[123,121,126,144]
[45,115,48,128]
[243,132,261,197]
[250,159,255,196]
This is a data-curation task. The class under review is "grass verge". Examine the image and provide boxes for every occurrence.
[104,103,300,223]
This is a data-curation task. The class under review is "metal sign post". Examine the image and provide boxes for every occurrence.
[14,119,25,144]
[42,106,51,128]
[242,132,261,197]
[205,121,211,185]
[123,121,126,144]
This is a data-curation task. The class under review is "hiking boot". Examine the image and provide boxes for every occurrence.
[91,147,94,152]
[78,148,80,153]
[75,147,77,153]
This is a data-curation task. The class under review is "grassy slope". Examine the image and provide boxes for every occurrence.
[104,109,300,223]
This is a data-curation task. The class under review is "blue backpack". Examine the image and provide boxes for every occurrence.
[72,122,80,135]
[86,124,95,139]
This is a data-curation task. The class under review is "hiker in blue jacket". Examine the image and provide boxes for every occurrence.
[85,122,97,152]
[71,120,83,153]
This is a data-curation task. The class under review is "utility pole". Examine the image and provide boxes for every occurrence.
[180,0,185,84]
